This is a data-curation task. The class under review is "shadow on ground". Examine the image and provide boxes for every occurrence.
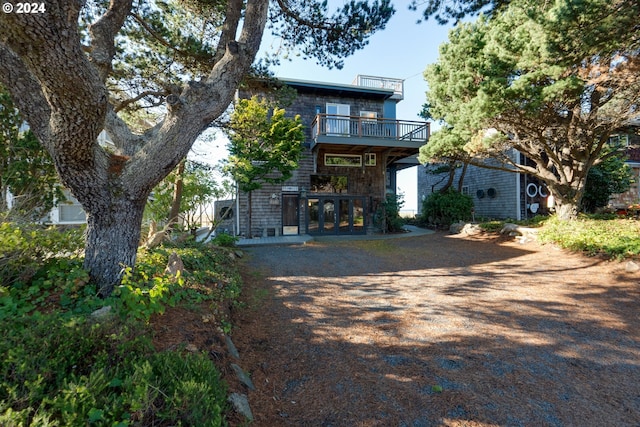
[229,232,640,426]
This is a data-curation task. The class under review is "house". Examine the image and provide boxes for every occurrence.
[607,133,640,211]
[4,131,115,225]
[217,75,430,237]
[417,133,640,221]
[418,151,552,221]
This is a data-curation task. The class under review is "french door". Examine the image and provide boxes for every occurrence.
[307,196,365,235]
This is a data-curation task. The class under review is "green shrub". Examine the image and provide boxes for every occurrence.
[374,193,405,233]
[212,232,239,247]
[0,222,84,285]
[0,236,239,426]
[421,189,474,228]
[539,215,640,259]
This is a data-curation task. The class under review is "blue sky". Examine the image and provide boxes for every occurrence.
[263,4,455,212]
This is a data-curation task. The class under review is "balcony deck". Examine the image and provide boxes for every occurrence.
[311,114,429,149]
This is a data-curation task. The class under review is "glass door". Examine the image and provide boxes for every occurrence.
[338,199,350,232]
[308,199,319,234]
[353,198,364,233]
[306,197,366,235]
[323,199,335,232]
[326,103,350,136]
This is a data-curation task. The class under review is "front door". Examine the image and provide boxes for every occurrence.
[282,194,299,235]
[306,196,366,235]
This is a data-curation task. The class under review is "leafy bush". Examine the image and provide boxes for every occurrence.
[581,149,633,213]
[374,193,405,233]
[538,215,640,259]
[0,227,239,426]
[212,232,239,247]
[0,222,84,285]
[421,189,474,228]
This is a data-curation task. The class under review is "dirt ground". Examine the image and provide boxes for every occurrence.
[224,230,640,426]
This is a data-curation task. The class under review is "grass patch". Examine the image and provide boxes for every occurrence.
[479,214,640,260]
[345,239,395,253]
[538,215,640,259]
[0,223,241,426]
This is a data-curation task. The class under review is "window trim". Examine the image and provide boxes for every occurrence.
[364,152,376,166]
[324,153,362,167]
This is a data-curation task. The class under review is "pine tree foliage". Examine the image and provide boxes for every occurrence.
[420,0,640,220]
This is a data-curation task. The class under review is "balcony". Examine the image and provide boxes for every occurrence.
[310,114,429,167]
[352,75,404,100]
[311,114,429,147]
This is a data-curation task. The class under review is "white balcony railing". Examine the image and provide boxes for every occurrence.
[352,75,404,100]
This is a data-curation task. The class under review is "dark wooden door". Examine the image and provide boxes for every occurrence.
[282,194,299,235]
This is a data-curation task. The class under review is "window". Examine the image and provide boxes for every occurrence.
[324,153,362,167]
[360,111,380,137]
[365,153,376,166]
[311,175,348,193]
[326,103,350,135]
[360,111,377,122]
[608,134,630,147]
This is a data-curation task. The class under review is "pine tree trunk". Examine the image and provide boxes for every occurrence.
[83,196,146,296]
[168,159,185,229]
[554,201,580,221]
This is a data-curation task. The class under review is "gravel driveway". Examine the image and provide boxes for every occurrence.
[229,231,640,426]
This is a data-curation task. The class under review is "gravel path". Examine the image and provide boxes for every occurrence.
[229,231,640,426]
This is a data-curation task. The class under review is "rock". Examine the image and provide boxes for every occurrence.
[226,335,240,359]
[626,261,640,273]
[231,363,255,390]
[165,251,185,277]
[461,223,482,235]
[228,393,253,421]
[234,250,244,258]
[186,344,198,352]
[90,305,112,319]
[449,221,466,234]
[500,223,538,239]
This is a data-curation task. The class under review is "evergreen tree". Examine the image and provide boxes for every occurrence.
[0,0,393,295]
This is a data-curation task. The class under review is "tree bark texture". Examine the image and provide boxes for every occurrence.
[84,196,147,296]
[0,0,269,295]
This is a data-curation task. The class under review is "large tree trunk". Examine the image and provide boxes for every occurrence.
[0,0,269,296]
[84,195,147,296]
[554,202,580,221]
[548,182,585,221]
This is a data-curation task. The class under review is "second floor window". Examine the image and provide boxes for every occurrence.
[326,103,350,136]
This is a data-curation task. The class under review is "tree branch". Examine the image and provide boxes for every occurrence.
[89,0,133,81]
[122,0,269,196]
[0,45,52,148]
[113,90,167,113]
[212,0,243,63]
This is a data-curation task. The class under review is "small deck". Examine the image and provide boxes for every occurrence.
[311,114,430,149]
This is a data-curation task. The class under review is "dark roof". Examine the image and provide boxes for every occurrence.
[279,77,395,100]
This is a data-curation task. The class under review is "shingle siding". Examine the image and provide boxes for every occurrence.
[418,151,522,220]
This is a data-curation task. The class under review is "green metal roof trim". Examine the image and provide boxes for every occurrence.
[279,77,395,99]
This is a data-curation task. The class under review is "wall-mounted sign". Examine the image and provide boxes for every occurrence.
[282,186,298,192]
